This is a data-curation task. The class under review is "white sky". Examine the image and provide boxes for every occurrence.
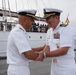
[0,0,76,35]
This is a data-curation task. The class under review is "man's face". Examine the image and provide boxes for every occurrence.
[24,16,35,29]
[46,16,56,27]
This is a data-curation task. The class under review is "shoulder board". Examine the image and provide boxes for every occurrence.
[60,24,67,27]
[19,27,24,31]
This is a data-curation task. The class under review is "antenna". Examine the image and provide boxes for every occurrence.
[67,14,69,18]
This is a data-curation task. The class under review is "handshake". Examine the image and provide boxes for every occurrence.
[35,45,50,61]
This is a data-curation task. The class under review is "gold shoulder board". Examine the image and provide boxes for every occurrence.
[19,27,24,31]
[60,24,67,27]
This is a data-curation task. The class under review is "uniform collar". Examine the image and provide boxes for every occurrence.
[54,21,62,31]
[17,24,26,32]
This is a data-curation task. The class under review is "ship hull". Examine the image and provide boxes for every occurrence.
[0,31,76,56]
[0,31,46,56]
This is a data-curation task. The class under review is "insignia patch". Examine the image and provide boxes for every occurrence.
[54,32,60,39]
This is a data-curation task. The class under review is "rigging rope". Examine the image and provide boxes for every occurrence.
[48,0,52,8]
[42,0,46,8]
[22,0,24,10]
[15,0,18,12]
[27,0,31,9]
[34,0,40,17]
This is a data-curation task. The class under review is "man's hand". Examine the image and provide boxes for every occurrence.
[35,45,50,61]
[35,51,44,61]
[43,45,50,52]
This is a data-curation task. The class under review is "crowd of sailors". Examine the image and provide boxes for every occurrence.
[27,23,49,33]
[0,22,49,33]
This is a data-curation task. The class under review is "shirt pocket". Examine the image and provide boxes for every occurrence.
[53,39,60,48]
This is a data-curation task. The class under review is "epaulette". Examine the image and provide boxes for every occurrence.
[19,27,24,31]
[60,24,67,27]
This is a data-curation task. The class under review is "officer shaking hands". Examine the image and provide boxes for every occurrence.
[7,10,45,75]
[36,8,76,75]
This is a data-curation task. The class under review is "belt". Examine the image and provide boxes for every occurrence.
[52,58,75,63]
[53,59,57,63]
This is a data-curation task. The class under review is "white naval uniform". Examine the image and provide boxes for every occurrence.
[7,24,31,75]
[46,22,76,75]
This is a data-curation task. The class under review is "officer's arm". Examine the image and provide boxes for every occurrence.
[45,47,69,57]
[23,50,39,60]
[43,45,50,52]
[32,45,45,52]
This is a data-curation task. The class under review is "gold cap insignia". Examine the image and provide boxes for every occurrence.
[44,13,56,18]
[19,27,24,31]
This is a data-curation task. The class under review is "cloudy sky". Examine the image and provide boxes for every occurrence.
[0,0,76,35]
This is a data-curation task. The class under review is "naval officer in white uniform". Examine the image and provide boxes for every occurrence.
[37,8,76,75]
[7,10,44,75]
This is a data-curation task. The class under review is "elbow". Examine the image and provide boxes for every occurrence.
[62,51,67,55]
[23,52,38,60]
[62,49,68,55]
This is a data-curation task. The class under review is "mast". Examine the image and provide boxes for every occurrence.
[2,0,6,21]
[7,0,11,19]
[2,0,7,31]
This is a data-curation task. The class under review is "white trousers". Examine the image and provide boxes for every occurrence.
[7,65,30,75]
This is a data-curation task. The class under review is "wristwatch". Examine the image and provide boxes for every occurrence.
[43,52,46,58]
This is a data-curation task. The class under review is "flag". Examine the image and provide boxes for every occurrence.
[65,17,70,25]
[65,14,70,25]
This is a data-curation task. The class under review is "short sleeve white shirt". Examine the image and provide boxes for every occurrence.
[48,22,75,59]
[7,24,31,65]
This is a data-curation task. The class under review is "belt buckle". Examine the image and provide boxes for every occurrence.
[53,59,57,63]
